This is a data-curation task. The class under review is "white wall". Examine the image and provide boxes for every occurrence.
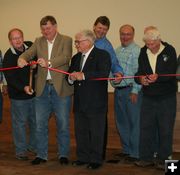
[1,0,180,91]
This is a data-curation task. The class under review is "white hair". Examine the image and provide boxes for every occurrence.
[143,26,161,41]
[76,29,96,44]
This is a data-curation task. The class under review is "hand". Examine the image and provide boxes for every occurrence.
[129,93,138,104]
[140,76,149,86]
[69,72,77,81]
[113,72,123,84]
[18,58,28,68]
[24,86,34,95]
[30,61,37,69]
[147,74,158,83]
[2,85,8,95]
[37,58,48,67]
[76,72,84,81]
[69,72,84,81]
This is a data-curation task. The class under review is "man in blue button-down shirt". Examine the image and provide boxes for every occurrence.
[93,16,123,77]
[111,24,142,163]
[93,16,123,159]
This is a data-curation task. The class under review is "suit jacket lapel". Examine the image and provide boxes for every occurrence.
[50,33,62,60]
[41,37,48,59]
[82,48,95,71]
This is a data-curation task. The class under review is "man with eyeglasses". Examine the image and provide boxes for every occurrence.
[68,30,111,169]
[3,28,36,160]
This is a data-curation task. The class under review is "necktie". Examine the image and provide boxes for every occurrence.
[80,54,85,70]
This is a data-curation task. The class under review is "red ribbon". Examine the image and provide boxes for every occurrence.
[0,61,179,80]
[0,61,37,71]
[47,67,70,75]
[91,74,180,81]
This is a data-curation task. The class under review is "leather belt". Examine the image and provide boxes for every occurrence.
[116,85,132,90]
[46,79,53,85]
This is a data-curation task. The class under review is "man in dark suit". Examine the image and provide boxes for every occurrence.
[68,30,111,169]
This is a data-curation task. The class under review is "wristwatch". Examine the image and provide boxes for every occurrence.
[48,61,52,68]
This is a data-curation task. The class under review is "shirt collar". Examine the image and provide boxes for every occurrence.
[47,33,57,44]
[147,43,165,56]
[10,43,29,55]
[82,45,94,57]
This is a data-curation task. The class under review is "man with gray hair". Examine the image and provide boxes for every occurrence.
[68,29,111,169]
[134,26,177,170]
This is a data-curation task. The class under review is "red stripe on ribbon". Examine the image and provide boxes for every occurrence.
[47,67,70,75]
[91,75,144,81]
[0,61,37,71]
[0,61,179,80]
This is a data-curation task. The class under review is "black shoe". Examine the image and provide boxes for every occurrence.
[155,160,165,170]
[114,152,129,159]
[134,160,154,167]
[156,163,165,170]
[87,163,102,170]
[106,159,120,163]
[59,157,69,165]
[123,156,138,164]
[31,157,47,165]
[72,160,88,166]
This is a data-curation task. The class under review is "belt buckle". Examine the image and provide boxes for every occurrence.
[46,79,53,84]
[117,84,132,90]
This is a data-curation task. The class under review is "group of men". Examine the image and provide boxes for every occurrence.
[0,15,177,171]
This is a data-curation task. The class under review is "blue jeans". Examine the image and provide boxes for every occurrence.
[0,91,3,123]
[35,84,71,160]
[11,98,36,156]
[114,87,142,158]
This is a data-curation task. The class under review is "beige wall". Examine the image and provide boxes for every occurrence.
[1,0,180,91]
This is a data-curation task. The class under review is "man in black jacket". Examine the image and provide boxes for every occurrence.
[3,28,36,160]
[68,29,111,169]
[134,26,177,170]
[0,50,7,123]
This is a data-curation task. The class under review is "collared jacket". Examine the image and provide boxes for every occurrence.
[3,41,35,99]
[19,33,73,97]
[68,47,111,114]
[135,41,177,98]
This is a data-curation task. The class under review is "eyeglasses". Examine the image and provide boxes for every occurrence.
[120,33,133,37]
[74,39,88,45]
[11,36,23,41]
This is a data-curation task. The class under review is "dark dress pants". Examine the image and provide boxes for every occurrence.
[74,111,106,164]
[0,91,3,123]
[139,95,176,161]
